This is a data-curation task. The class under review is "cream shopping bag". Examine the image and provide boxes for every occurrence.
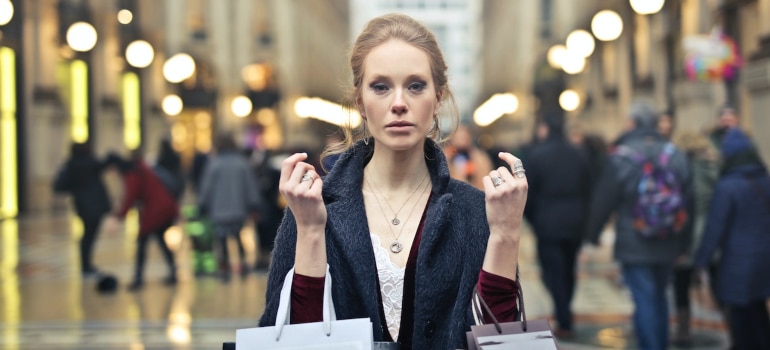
[466,269,559,350]
[236,265,373,349]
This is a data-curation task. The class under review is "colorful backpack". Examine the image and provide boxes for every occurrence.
[615,143,688,239]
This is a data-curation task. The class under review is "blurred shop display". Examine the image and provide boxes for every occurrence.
[683,29,742,82]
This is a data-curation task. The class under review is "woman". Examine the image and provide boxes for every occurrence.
[53,142,112,277]
[259,14,527,349]
[107,151,179,291]
[694,128,770,349]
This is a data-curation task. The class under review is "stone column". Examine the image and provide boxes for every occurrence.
[742,0,770,165]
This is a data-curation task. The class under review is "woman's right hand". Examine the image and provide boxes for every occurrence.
[278,153,326,233]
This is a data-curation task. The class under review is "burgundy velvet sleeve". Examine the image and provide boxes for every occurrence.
[290,273,325,324]
[477,269,519,323]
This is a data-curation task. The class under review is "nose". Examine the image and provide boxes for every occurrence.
[391,89,407,115]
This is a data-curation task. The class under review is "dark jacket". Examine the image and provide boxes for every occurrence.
[525,133,592,241]
[259,139,494,349]
[585,128,693,264]
[694,164,770,305]
[53,155,111,220]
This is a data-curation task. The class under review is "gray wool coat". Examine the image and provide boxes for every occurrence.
[259,139,498,349]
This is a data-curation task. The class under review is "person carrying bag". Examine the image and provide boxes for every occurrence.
[466,269,559,349]
[235,265,374,349]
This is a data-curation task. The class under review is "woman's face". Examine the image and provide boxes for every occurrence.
[359,39,440,152]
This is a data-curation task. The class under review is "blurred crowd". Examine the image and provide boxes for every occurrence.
[52,100,770,349]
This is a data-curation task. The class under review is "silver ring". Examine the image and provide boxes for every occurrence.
[514,170,526,178]
[300,172,313,183]
[491,176,505,187]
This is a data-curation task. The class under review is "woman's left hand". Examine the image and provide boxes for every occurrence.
[482,152,528,240]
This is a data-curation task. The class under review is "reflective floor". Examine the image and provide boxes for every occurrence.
[0,211,729,349]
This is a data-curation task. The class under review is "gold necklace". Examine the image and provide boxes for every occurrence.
[366,173,429,225]
[366,177,430,253]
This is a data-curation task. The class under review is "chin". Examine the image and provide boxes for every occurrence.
[379,135,426,152]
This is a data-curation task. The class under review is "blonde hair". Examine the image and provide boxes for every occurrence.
[321,13,459,169]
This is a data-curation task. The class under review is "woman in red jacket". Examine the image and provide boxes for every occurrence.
[108,152,179,291]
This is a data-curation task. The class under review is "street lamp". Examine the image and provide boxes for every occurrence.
[125,40,154,68]
[117,9,133,24]
[561,51,586,75]
[0,0,13,26]
[547,45,567,69]
[123,40,154,150]
[65,22,97,144]
[231,96,252,118]
[566,30,595,58]
[163,53,196,83]
[559,89,581,111]
[66,22,97,52]
[473,93,518,127]
[630,0,664,15]
[591,10,623,42]
[162,94,183,116]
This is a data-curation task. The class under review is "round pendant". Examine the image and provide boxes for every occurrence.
[391,218,400,225]
[390,241,403,254]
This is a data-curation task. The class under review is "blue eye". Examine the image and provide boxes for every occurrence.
[408,82,426,92]
[370,83,388,93]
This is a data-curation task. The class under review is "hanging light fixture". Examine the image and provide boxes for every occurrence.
[630,0,665,15]
[591,10,623,42]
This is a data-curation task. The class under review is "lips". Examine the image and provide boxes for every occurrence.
[386,121,414,128]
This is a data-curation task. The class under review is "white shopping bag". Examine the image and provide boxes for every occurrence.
[236,265,373,349]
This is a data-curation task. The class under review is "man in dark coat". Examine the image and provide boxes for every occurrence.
[524,111,592,339]
[53,142,112,277]
[585,101,693,350]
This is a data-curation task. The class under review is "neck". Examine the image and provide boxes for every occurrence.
[365,140,430,190]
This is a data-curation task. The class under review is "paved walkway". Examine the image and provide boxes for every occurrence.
[0,211,729,349]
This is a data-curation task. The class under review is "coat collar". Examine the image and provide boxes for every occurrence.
[322,138,452,203]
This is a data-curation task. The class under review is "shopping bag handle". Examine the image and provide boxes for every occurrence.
[274,265,337,341]
[471,266,526,333]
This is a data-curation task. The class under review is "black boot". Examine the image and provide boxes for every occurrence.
[672,308,692,347]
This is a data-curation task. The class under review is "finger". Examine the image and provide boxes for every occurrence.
[498,152,522,170]
[292,162,317,184]
[302,169,320,188]
[496,166,516,184]
[279,153,308,185]
[307,175,324,197]
[481,175,495,193]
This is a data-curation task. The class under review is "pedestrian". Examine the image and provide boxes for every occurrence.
[669,129,720,347]
[155,138,185,201]
[585,101,693,350]
[198,133,261,280]
[443,123,493,190]
[694,128,770,350]
[250,142,282,271]
[259,13,528,349]
[106,151,179,291]
[524,111,592,340]
[53,142,112,278]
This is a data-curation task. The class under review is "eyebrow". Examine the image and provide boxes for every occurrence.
[366,73,430,83]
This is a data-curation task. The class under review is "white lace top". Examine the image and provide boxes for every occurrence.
[370,234,406,341]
